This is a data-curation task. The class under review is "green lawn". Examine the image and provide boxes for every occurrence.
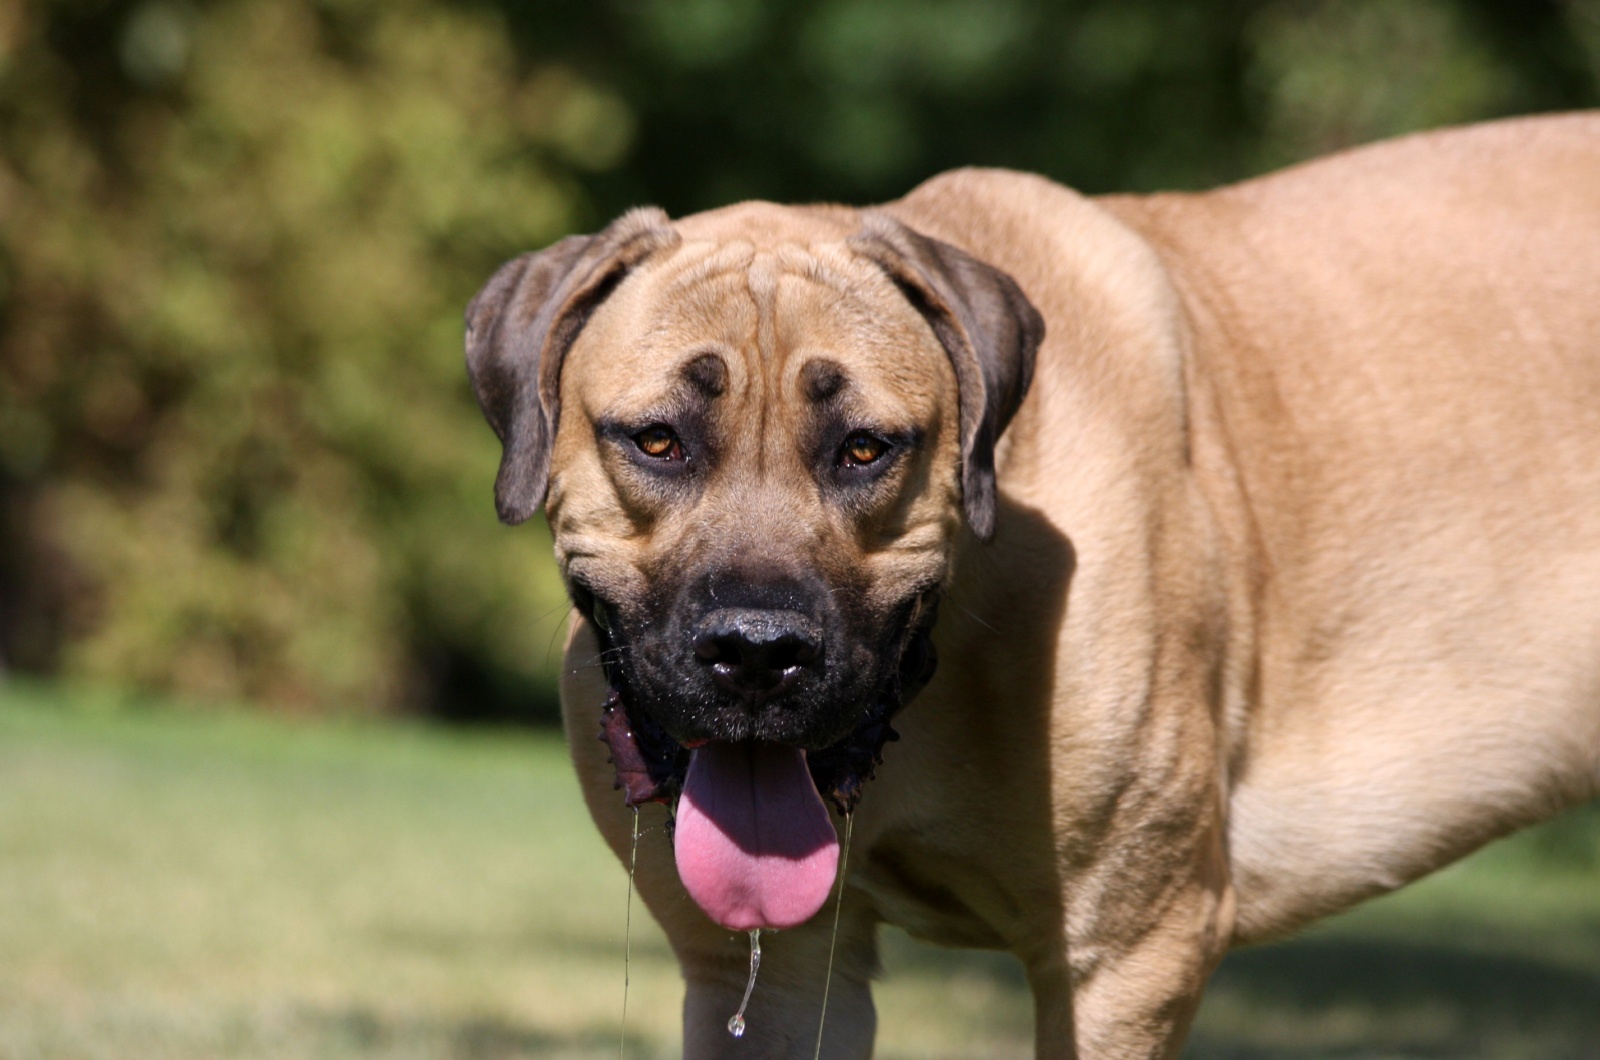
[1,684,1596,1059]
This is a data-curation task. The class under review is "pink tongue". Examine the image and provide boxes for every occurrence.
[674,742,840,931]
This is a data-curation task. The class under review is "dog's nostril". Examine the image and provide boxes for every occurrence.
[785,638,818,668]
[692,631,735,665]
[692,609,822,696]
[694,631,812,673]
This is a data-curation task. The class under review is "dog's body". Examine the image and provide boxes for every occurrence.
[467,113,1600,1057]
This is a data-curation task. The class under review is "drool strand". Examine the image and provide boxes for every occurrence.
[726,929,763,1038]
[813,812,853,1060]
[619,807,639,1060]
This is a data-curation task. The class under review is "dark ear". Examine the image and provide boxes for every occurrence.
[850,213,1044,542]
[465,208,680,523]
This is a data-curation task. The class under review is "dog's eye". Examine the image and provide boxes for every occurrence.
[634,425,683,460]
[840,432,889,467]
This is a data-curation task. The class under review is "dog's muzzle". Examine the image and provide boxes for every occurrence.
[592,591,940,816]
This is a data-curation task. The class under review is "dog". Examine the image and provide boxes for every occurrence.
[464,112,1600,1058]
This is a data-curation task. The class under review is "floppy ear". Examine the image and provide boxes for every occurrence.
[849,213,1044,542]
[465,208,680,524]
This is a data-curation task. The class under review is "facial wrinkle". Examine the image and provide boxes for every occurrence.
[663,240,754,298]
[774,241,856,295]
[746,251,784,479]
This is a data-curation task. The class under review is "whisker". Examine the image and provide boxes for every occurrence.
[566,645,631,671]
[542,606,574,669]
[944,588,1001,636]
[533,597,576,625]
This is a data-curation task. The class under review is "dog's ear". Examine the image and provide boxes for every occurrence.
[465,208,680,524]
[850,213,1044,542]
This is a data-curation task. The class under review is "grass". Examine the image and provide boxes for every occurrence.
[1,682,1596,1059]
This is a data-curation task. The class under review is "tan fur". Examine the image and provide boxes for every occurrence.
[539,113,1600,1058]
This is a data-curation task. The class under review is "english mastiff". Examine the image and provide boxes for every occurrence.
[465,113,1600,1057]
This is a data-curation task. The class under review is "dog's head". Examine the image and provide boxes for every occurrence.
[465,200,1041,836]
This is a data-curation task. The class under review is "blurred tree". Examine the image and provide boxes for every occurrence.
[511,0,1263,216]
[0,0,1595,718]
[504,0,1598,220]
[1246,0,1600,167]
[0,0,617,718]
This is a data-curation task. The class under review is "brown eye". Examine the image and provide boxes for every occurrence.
[634,425,682,459]
[841,432,888,467]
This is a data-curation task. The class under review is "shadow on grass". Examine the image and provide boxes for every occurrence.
[303,1007,673,1060]
[365,920,676,964]
[878,926,1031,987]
[1188,933,1600,1059]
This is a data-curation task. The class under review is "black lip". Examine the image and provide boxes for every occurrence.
[580,580,687,808]
[584,582,941,816]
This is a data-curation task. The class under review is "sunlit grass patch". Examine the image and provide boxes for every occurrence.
[2,683,1596,1059]
[0,686,678,1059]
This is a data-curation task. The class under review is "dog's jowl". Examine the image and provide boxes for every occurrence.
[467,113,1600,1059]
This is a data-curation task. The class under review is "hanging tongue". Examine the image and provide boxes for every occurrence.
[674,741,840,931]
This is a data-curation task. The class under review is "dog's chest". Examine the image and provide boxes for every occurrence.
[850,831,1027,951]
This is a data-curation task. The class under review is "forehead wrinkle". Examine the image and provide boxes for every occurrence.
[651,241,918,478]
[660,239,755,296]
[746,251,782,359]
[747,251,783,475]
[772,241,862,294]
[735,249,853,479]
[629,247,758,402]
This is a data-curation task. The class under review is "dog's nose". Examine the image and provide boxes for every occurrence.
[692,608,821,699]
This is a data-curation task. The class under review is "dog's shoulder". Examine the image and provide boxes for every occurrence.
[884,168,1187,357]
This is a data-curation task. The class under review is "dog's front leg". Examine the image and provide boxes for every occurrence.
[1073,905,1223,1059]
[676,895,880,1059]
[1027,885,1223,1060]
[1031,829,1232,1060]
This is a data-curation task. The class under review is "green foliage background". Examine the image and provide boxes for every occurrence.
[2,0,1598,719]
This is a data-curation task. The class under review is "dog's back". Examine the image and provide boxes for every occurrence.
[1101,113,1600,938]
